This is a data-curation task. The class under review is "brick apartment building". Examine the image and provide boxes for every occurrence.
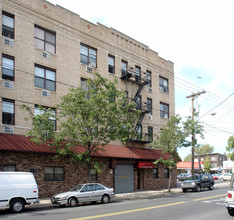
[194,153,227,173]
[0,0,176,197]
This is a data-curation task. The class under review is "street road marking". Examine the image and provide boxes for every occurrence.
[192,194,226,201]
[69,201,187,220]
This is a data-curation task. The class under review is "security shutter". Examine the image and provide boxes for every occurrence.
[115,164,134,193]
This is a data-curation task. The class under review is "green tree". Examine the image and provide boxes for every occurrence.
[195,144,214,155]
[184,154,191,162]
[150,115,189,192]
[226,136,234,161]
[183,113,204,148]
[203,155,211,173]
[183,112,204,175]
[22,73,139,181]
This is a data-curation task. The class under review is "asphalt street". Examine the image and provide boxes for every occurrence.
[0,181,231,220]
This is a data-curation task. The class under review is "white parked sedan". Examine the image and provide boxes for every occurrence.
[51,183,115,207]
[219,173,232,181]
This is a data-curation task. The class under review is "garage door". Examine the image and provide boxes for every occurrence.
[115,164,134,193]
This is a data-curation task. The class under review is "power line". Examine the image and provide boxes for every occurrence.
[198,92,234,120]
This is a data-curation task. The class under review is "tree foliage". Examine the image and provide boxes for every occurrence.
[195,144,214,155]
[226,136,234,161]
[150,115,189,192]
[183,112,204,148]
[203,155,211,173]
[22,73,139,180]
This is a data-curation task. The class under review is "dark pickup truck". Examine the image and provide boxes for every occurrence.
[181,174,214,192]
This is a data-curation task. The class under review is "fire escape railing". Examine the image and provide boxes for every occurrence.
[121,68,150,143]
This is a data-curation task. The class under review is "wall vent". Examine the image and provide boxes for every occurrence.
[42,90,50,97]
[4,81,14,89]
[3,38,14,47]
[41,51,50,59]
[148,115,153,120]
[86,66,93,73]
[4,126,14,133]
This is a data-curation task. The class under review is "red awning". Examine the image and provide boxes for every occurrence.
[136,161,154,169]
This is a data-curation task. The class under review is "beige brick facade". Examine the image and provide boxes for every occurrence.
[0,0,176,197]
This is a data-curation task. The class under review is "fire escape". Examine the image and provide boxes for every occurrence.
[120,67,150,144]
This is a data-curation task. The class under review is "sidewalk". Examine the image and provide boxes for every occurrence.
[40,181,229,205]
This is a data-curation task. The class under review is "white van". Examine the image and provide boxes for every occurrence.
[0,172,39,213]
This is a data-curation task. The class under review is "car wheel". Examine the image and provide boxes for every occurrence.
[68,197,77,207]
[10,199,25,213]
[196,185,201,192]
[182,189,187,193]
[101,194,110,204]
[209,184,214,190]
[228,208,234,216]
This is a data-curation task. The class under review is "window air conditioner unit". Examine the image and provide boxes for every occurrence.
[41,51,50,59]
[148,115,153,120]
[3,38,14,47]
[4,81,14,89]
[42,90,50,97]
[147,87,152,93]
[86,66,93,73]
[4,126,14,133]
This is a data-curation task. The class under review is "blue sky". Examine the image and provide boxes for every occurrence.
[47,0,234,160]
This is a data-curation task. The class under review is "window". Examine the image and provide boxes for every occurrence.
[29,167,38,174]
[82,184,95,192]
[153,168,158,179]
[2,54,14,81]
[35,105,56,130]
[211,157,216,161]
[90,169,97,181]
[121,60,127,75]
[3,165,16,171]
[164,168,169,178]
[136,124,142,139]
[160,102,169,119]
[2,11,14,39]
[146,70,152,87]
[34,65,56,91]
[135,66,141,83]
[44,166,64,181]
[136,96,141,110]
[148,126,153,142]
[147,98,152,115]
[80,44,97,67]
[108,55,115,74]
[34,25,56,53]
[96,184,105,191]
[159,76,169,93]
[2,98,14,125]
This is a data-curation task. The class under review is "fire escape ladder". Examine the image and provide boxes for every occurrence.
[134,112,146,133]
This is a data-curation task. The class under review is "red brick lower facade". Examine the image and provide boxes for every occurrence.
[0,151,177,198]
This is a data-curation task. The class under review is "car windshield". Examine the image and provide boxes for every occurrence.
[189,175,199,180]
[70,184,84,192]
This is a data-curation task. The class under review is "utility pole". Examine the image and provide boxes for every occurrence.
[186,91,206,176]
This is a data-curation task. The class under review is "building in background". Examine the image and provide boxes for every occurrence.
[194,153,227,173]
[177,161,204,174]
[0,0,175,197]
